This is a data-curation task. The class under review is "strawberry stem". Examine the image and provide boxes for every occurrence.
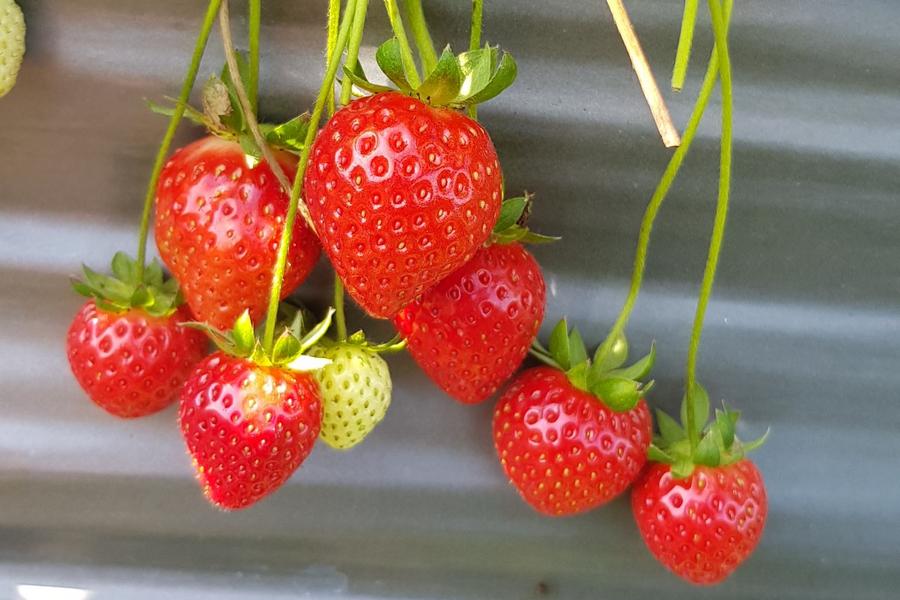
[467,0,484,120]
[135,0,221,282]
[261,0,359,355]
[326,0,340,114]
[248,0,261,113]
[334,278,348,342]
[595,0,732,373]
[403,0,438,74]
[383,0,421,87]
[685,0,734,447]
[671,0,699,91]
[340,0,370,105]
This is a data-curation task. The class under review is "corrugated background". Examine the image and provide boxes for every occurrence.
[1,1,899,598]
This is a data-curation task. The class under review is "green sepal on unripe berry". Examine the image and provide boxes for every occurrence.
[530,318,655,413]
[70,252,183,318]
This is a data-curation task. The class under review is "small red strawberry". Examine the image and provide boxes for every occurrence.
[66,253,208,418]
[179,309,333,510]
[394,195,552,403]
[155,135,319,330]
[494,319,656,516]
[633,383,769,584]
[632,460,767,585]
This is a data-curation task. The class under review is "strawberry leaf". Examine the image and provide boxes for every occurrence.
[376,38,413,92]
[416,46,463,106]
[272,330,302,364]
[493,196,528,233]
[548,318,571,370]
[456,47,494,100]
[593,331,629,373]
[568,327,588,367]
[111,252,136,283]
[231,310,256,356]
[715,407,736,448]
[693,428,721,466]
[589,377,640,412]
[265,114,311,153]
[656,409,686,445]
[606,342,656,381]
[342,65,394,95]
[456,50,517,106]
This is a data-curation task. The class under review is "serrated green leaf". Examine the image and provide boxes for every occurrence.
[694,428,721,466]
[456,47,494,101]
[265,114,311,152]
[548,318,571,370]
[606,342,656,382]
[648,444,675,464]
[589,377,640,412]
[656,409,686,445]
[457,51,517,106]
[593,331,629,373]
[493,197,528,233]
[111,252,135,283]
[376,38,412,91]
[715,408,735,448]
[298,307,336,353]
[568,328,588,367]
[416,46,463,106]
[272,330,302,364]
[231,310,255,356]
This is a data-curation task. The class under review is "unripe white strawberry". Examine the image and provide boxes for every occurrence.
[0,0,25,98]
[309,341,392,450]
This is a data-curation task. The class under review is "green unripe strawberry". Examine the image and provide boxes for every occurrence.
[309,341,392,450]
[0,0,26,97]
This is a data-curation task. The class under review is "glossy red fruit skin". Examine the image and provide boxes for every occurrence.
[178,352,322,510]
[66,301,208,418]
[155,136,320,330]
[631,460,767,585]
[394,243,545,404]
[493,367,652,516]
[304,92,503,318]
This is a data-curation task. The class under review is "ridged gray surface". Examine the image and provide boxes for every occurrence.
[1,1,899,598]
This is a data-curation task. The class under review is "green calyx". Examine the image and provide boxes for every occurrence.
[185,308,335,372]
[71,252,182,318]
[148,51,311,159]
[345,329,408,354]
[343,39,517,108]
[650,384,770,478]
[530,318,655,412]
[490,192,559,246]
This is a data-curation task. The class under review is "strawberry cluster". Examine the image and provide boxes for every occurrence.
[62,0,765,589]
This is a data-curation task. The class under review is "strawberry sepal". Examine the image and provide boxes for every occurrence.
[490,193,559,246]
[71,252,183,318]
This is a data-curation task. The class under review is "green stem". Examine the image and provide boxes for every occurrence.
[685,0,733,446]
[595,0,733,370]
[326,0,340,114]
[671,0,699,91]
[467,0,483,120]
[334,277,348,341]
[403,0,438,74]
[135,0,221,281]
[340,0,369,105]
[248,0,261,112]
[383,0,420,87]
[261,0,358,354]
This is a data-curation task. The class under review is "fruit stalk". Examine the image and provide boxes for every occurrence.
[403,0,438,73]
[671,0,699,91]
[134,0,221,281]
[684,0,733,448]
[382,0,420,86]
[340,0,369,105]
[248,0,261,112]
[262,0,359,353]
[595,0,732,370]
[326,0,340,114]
[467,0,484,119]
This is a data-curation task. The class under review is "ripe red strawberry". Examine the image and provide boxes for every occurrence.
[494,366,652,516]
[155,135,319,329]
[178,309,333,510]
[67,253,207,418]
[67,301,207,418]
[303,91,503,318]
[631,460,767,585]
[395,242,545,404]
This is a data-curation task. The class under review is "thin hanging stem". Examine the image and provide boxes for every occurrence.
[262,0,359,353]
[596,0,733,369]
[685,0,733,443]
[334,278,348,341]
[383,0,421,87]
[340,0,369,105]
[467,0,483,120]
[248,0,261,112]
[326,0,340,114]
[403,0,438,74]
[135,0,221,281]
[671,0,699,91]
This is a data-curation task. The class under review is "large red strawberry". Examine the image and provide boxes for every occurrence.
[155,135,319,329]
[66,253,208,417]
[493,319,656,516]
[303,91,503,318]
[394,196,551,403]
[179,309,333,510]
[632,460,767,585]
[633,383,769,584]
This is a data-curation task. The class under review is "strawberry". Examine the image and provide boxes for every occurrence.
[494,319,655,516]
[632,460,767,585]
[0,0,25,98]
[66,253,207,418]
[155,135,319,330]
[179,309,333,510]
[308,335,397,449]
[394,195,552,404]
[634,383,769,584]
